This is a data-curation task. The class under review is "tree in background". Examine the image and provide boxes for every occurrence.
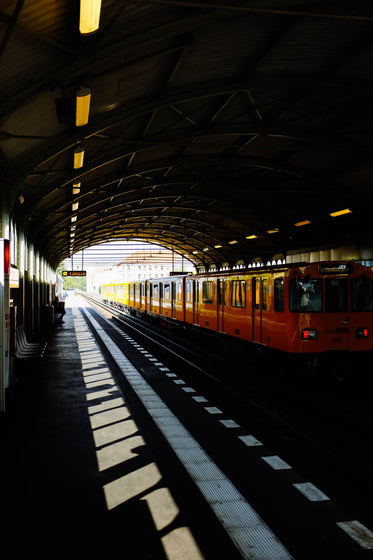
[56,263,87,292]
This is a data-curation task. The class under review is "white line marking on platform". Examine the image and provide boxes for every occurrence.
[238,435,263,447]
[219,419,240,428]
[86,309,294,560]
[192,396,209,403]
[262,456,292,470]
[204,406,223,415]
[293,482,330,502]
[336,520,373,549]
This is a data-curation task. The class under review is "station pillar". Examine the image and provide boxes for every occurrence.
[0,239,10,412]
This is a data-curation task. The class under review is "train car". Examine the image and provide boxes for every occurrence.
[101,282,129,307]
[102,261,373,356]
[155,277,186,321]
[189,262,373,354]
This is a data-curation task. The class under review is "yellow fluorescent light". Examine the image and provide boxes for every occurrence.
[72,202,79,212]
[330,208,352,217]
[246,234,257,239]
[73,147,84,169]
[267,228,279,234]
[79,0,102,34]
[72,182,81,195]
[71,215,77,223]
[214,244,223,248]
[294,220,311,227]
[229,240,238,244]
[76,87,91,126]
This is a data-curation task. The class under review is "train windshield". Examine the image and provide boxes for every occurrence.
[351,278,373,311]
[289,278,322,312]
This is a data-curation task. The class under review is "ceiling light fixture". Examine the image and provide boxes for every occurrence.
[214,244,223,249]
[294,220,311,227]
[267,228,279,234]
[330,208,352,217]
[246,234,257,239]
[79,0,102,34]
[73,146,84,169]
[72,202,79,212]
[72,182,81,195]
[71,215,77,223]
[229,239,238,244]
[76,87,91,127]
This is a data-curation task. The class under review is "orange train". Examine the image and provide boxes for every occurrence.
[102,261,373,355]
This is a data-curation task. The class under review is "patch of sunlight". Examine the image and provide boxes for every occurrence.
[83,372,114,384]
[85,377,116,390]
[103,462,162,510]
[89,406,131,429]
[92,419,138,447]
[88,397,125,414]
[142,488,179,531]
[86,387,120,401]
[96,434,145,471]
[162,528,205,560]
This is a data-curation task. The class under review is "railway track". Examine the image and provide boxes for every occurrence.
[80,291,373,527]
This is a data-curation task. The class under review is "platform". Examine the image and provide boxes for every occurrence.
[3,295,373,560]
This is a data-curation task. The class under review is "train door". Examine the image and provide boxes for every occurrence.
[217,279,226,332]
[252,276,264,343]
[194,280,199,324]
[324,277,349,350]
[159,283,164,314]
[171,281,176,318]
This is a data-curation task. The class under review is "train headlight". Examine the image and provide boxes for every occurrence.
[356,327,369,339]
[301,328,317,340]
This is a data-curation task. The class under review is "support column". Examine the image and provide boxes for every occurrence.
[0,194,10,411]
[0,240,10,412]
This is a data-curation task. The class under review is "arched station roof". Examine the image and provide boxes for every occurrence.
[1,1,373,269]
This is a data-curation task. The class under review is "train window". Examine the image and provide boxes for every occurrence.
[231,280,246,308]
[325,279,348,312]
[274,278,284,312]
[202,281,213,304]
[351,278,373,311]
[218,279,227,306]
[153,284,159,298]
[130,284,134,297]
[186,281,192,302]
[164,283,170,300]
[177,281,182,301]
[254,279,260,310]
[262,279,267,310]
[289,279,322,312]
[135,283,140,297]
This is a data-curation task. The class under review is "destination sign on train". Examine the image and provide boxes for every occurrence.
[62,270,86,277]
[319,264,353,275]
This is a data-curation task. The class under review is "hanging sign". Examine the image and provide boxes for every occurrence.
[62,270,86,277]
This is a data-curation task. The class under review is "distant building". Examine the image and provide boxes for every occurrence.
[118,249,195,281]
[88,249,195,292]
